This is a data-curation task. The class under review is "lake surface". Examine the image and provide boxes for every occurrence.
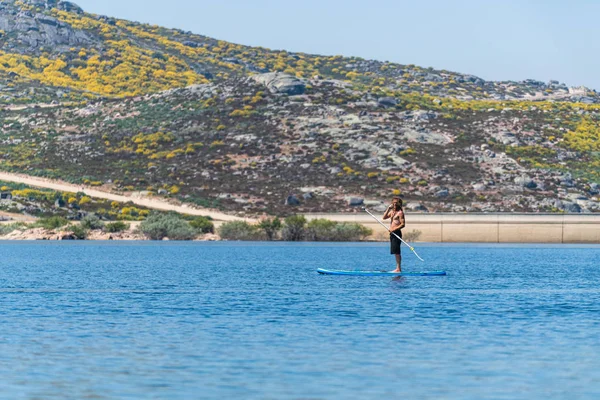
[0,242,599,399]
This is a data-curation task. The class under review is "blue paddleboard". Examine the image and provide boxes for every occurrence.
[317,268,447,277]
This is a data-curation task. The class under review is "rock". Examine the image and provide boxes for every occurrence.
[302,192,314,200]
[406,202,428,211]
[514,175,537,189]
[285,195,300,206]
[252,72,305,95]
[157,189,168,195]
[560,174,575,187]
[363,200,384,207]
[472,183,487,192]
[435,189,449,198]
[57,1,83,14]
[330,167,341,174]
[372,204,387,212]
[589,183,599,195]
[377,97,397,107]
[561,201,581,213]
[182,40,200,48]
[346,197,364,206]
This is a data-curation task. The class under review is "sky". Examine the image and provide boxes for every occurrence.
[74,0,600,89]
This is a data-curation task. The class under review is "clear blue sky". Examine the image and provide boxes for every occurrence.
[75,0,600,89]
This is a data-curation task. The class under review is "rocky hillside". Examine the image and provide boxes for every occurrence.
[0,0,598,215]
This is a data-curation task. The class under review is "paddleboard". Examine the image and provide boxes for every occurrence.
[317,268,447,277]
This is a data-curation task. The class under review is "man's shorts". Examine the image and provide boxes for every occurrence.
[390,230,402,255]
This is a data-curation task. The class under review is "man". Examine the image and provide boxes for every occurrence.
[382,197,405,272]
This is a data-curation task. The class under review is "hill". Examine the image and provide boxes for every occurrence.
[0,0,598,215]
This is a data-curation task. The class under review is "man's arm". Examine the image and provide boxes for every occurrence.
[382,205,393,220]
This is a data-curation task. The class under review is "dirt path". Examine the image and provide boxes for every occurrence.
[0,171,249,222]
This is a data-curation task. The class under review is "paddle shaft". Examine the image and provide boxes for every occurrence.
[364,207,425,262]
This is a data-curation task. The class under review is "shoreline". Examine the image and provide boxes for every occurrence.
[2,212,599,243]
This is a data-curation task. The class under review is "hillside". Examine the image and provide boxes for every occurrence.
[0,0,598,215]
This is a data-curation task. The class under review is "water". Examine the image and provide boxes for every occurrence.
[0,242,599,399]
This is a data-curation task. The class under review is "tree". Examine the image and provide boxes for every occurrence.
[258,217,282,241]
[282,215,306,241]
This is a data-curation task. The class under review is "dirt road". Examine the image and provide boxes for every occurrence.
[0,171,249,222]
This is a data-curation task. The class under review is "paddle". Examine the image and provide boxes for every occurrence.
[363,207,425,262]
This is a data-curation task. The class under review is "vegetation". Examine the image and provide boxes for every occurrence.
[218,221,263,241]
[306,219,372,241]
[80,214,105,230]
[34,216,70,230]
[281,215,307,241]
[189,216,215,234]
[104,221,130,233]
[258,217,282,241]
[139,213,197,240]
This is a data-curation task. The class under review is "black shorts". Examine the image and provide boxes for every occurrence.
[390,230,402,255]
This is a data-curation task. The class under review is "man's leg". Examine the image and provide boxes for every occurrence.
[393,254,401,272]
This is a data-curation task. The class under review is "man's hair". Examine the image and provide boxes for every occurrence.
[392,196,403,207]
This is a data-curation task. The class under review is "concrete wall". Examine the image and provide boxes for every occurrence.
[304,213,600,244]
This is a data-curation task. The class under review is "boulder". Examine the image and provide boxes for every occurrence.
[285,195,300,206]
[346,197,364,206]
[57,1,83,14]
[252,72,305,95]
[406,202,428,211]
[377,97,397,108]
[561,201,581,213]
[435,189,449,198]
[514,175,537,189]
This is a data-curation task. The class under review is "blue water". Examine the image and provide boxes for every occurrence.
[0,242,599,399]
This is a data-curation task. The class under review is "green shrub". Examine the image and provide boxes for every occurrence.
[67,224,88,240]
[189,216,214,234]
[104,221,130,233]
[307,219,372,241]
[306,219,338,241]
[282,215,306,241]
[258,217,282,241]
[0,222,27,236]
[403,230,422,242]
[218,221,263,241]
[139,213,196,240]
[333,223,373,241]
[81,214,104,230]
[35,216,69,230]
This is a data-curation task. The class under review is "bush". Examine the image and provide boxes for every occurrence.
[104,221,130,233]
[403,230,422,242]
[139,213,196,240]
[282,215,306,241]
[218,221,263,241]
[0,223,27,236]
[67,224,88,240]
[189,216,214,234]
[258,217,282,241]
[35,216,69,230]
[307,219,372,241]
[306,219,337,241]
[333,223,373,241]
[81,214,104,230]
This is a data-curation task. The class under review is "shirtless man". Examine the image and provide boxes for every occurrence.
[382,197,406,272]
